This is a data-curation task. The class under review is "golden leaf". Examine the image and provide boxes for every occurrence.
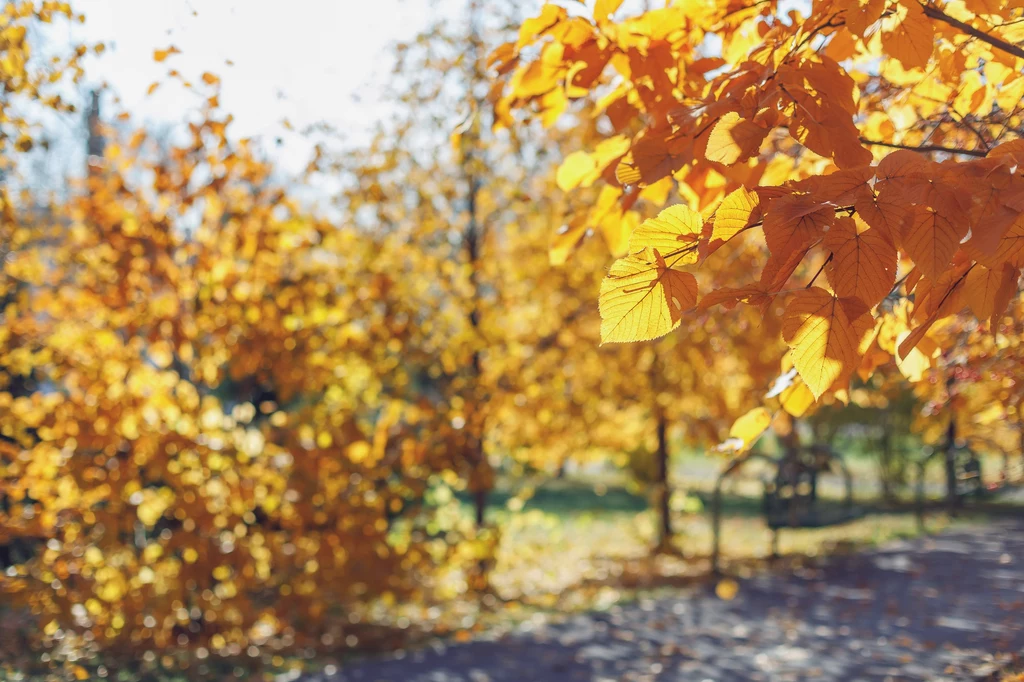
[628,204,703,258]
[705,112,769,165]
[599,253,698,343]
[782,288,865,399]
[728,407,771,450]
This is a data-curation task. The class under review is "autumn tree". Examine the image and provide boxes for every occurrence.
[0,70,482,655]
[320,3,624,539]
[493,0,1024,449]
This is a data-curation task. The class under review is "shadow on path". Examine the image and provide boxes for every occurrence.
[321,520,1024,681]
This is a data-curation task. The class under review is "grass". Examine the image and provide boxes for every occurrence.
[486,494,949,604]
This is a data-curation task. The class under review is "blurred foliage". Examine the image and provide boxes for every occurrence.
[1,0,1024,676]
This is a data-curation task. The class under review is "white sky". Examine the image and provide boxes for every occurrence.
[75,0,458,174]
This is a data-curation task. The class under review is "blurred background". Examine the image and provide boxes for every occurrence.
[1,0,1023,680]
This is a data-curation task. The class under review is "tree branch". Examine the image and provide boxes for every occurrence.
[806,253,833,289]
[921,2,1024,62]
[858,137,988,157]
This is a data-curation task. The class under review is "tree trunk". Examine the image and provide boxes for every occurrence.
[655,412,673,551]
[474,487,487,527]
[945,416,958,509]
[879,420,895,503]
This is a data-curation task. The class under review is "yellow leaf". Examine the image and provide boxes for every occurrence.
[706,187,759,256]
[628,204,703,258]
[779,381,816,417]
[782,288,865,399]
[705,112,768,165]
[602,209,639,257]
[894,330,939,381]
[555,136,630,192]
[594,0,625,21]
[728,407,771,449]
[347,440,372,463]
[599,254,698,343]
[517,4,566,50]
[149,340,174,369]
[550,217,589,266]
[556,151,596,192]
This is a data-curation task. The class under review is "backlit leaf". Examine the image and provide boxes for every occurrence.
[705,112,768,165]
[824,216,898,307]
[880,1,934,71]
[782,288,865,399]
[728,407,771,450]
[628,204,703,258]
[599,254,698,343]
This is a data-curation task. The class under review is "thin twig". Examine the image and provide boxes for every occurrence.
[806,253,833,288]
[858,137,988,157]
[946,110,991,152]
[921,2,1024,61]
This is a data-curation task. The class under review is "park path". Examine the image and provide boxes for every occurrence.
[320,519,1024,682]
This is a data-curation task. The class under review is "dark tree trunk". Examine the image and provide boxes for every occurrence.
[945,416,958,509]
[655,412,673,550]
[879,421,895,503]
[474,487,487,527]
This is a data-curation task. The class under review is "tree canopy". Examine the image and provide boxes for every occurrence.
[493,0,1024,419]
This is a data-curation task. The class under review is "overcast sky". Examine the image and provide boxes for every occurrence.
[75,0,460,174]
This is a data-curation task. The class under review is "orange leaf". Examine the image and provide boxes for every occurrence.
[837,0,886,37]
[964,214,1024,268]
[965,263,1018,324]
[762,194,834,257]
[881,1,934,70]
[698,285,772,312]
[901,206,965,280]
[824,216,898,307]
[153,45,181,62]
[854,188,909,243]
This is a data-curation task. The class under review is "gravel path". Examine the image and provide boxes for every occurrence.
[323,519,1024,682]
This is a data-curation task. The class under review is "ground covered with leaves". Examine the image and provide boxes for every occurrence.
[317,518,1024,682]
